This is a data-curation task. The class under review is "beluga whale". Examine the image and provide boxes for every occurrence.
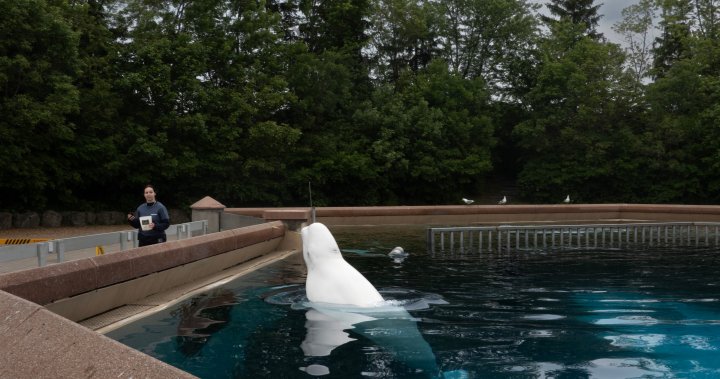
[299,222,468,379]
[301,222,384,307]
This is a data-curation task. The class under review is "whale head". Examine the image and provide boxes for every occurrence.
[301,223,384,307]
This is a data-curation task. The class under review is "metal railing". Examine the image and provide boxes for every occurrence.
[0,220,208,268]
[427,222,720,253]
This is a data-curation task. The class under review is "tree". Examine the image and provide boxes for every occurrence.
[613,0,656,88]
[513,24,643,202]
[651,0,693,78]
[541,0,603,40]
[111,0,301,206]
[642,0,720,203]
[0,0,80,210]
[437,0,540,96]
[365,0,441,83]
[355,60,495,204]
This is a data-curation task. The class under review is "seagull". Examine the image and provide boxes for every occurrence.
[462,198,474,205]
[563,195,571,203]
[498,196,507,205]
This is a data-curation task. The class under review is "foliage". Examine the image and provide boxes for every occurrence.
[541,0,603,39]
[0,0,80,209]
[2,0,720,211]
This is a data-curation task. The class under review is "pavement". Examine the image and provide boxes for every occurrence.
[0,225,134,274]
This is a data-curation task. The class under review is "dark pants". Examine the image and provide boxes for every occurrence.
[138,234,166,247]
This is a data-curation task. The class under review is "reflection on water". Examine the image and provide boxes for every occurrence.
[173,290,238,357]
[107,227,720,378]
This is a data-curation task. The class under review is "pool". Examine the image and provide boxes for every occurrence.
[107,226,720,378]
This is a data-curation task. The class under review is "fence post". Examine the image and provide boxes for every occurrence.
[36,242,49,267]
[57,240,65,263]
[119,232,125,250]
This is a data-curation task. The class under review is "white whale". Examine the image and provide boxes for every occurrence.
[301,222,384,307]
[300,223,468,378]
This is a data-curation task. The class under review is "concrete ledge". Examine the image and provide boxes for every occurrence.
[227,204,720,225]
[0,291,195,379]
[263,209,311,220]
[46,239,283,322]
[0,221,286,306]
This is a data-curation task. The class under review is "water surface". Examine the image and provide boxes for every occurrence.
[108,225,720,378]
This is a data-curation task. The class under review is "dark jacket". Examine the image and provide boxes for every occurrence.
[129,201,170,244]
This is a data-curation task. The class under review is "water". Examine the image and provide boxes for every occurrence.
[107,226,720,378]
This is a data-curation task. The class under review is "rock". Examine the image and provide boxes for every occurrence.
[95,211,125,225]
[85,212,96,225]
[61,211,87,226]
[41,210,63,227]
[0,212,12,229]
[13,212,40,228]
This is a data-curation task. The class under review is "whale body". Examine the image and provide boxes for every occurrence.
[300,222,468,378]
[301,222,384,307]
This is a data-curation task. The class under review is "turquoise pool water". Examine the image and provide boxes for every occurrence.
[107,226,720,378]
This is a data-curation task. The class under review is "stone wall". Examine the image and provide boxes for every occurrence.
[0,209,190,229]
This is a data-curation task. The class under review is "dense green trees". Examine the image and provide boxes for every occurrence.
[2,0,720,211]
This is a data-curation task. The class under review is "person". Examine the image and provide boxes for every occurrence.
[127,184,170,247]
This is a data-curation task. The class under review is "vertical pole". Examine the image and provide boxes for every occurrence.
[525,230,529,249]
[469,230,473,251]
[488,230,493,251]
[36,243,48,267]
[120,231,126,250]
[428,229,434,254]
[479,231,483,254]
[57,240,65,263]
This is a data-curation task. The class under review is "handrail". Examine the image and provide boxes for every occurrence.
[0,220,208,267]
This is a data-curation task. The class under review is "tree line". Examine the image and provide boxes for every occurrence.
[1,0,719,212]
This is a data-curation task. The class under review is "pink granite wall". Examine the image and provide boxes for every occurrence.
[0,290,196,378]
[226,204,720,225]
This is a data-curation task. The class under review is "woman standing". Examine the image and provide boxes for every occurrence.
[127,184,170,246]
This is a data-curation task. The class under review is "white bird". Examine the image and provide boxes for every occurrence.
[563,195,571,203]
[498,196,507,205]
[462,198,474,205]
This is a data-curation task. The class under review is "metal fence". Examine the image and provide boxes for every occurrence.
[427,222,720,253]
[0,220,208,268]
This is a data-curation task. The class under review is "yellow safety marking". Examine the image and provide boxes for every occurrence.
[95,246,105,256]
[0,238,50,245]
